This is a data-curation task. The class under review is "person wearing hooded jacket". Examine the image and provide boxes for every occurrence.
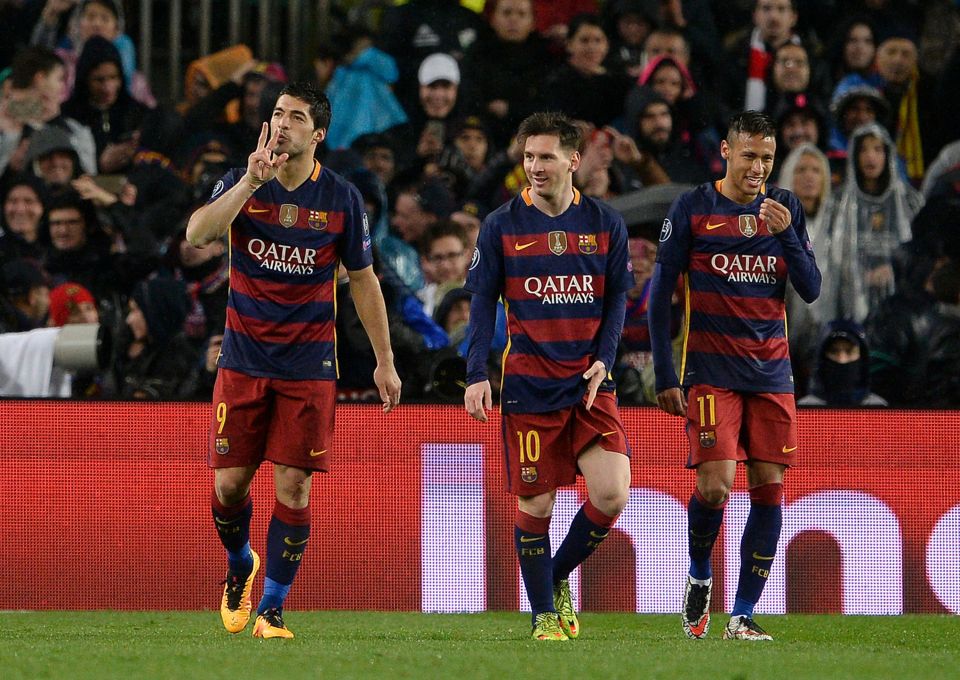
[798,319,886,406]
[62,35,146,173]
[820,122,923,324]
[115,276,198,400]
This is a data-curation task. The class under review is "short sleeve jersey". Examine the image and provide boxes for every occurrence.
[206,161,373,381]
[656,181,811,393]
[465,187,634,413]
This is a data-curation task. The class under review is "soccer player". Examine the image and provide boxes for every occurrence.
[186,82,402,639]
[464,112,634,641]
[648,110,821,641]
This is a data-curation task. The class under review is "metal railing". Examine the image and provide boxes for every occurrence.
[137,0,331,100]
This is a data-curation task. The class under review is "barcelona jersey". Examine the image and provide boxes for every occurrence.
[655,181,816,393]
[465,187,634,413]
[207,161,372,381]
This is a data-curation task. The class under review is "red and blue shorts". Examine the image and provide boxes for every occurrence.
[208,367,336,472]
[501,391,629,496]
[685,384,797,468]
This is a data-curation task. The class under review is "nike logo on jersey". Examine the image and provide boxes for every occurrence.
[284,537,309,546]
[601,431,617,437]
[214,516,239,525]
[248,207,271,214]
[589,530,609,539]
[309,449,327,457]
[781,445,798,453]
[519,535,545,543]
[752,552,775,561]
[514,241,537,251]
[705,222,726,230]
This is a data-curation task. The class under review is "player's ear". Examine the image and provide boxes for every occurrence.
[314,128,326,144]
[720,139,730,160]
[569,150,581,173]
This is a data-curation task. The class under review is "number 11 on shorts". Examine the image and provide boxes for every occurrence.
[697,394,716,427]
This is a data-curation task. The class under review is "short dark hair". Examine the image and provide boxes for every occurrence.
[516,112,583,153]
[277,81,331,130]
[727,110,777,142]
[11,47,64,89]
[422,219,468,255]
[567,13,605,42]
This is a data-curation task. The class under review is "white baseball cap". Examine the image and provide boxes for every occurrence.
[418,53,460,86]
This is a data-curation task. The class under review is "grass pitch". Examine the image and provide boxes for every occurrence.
[1,611,957,680]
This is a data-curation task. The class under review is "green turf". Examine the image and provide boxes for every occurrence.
[1,612,957,680]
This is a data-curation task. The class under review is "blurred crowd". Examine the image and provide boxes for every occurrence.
[0,0,958,406]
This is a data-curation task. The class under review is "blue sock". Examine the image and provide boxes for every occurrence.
[260,578,292,613]
[515,511,553,624]
[688,489,725,580]
[212,492,253,573]
[257,501,310,614]
[732,483,783,618]
[552,500,616,582]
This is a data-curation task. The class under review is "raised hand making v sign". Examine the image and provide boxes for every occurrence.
[245,122,290,190]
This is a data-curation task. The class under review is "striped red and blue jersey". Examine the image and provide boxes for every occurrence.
[655,181,816,393]
[465,187,634,413]
[207,161,372,381]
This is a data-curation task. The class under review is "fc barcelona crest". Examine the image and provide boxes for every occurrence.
[548,231,567,255]
[578,233,598,255]
[279,203,299,228]
[699,430,716,449]
[521,466,539,483]
[215,437,230,455]
[739,214,758,238]
[308,210,328,230]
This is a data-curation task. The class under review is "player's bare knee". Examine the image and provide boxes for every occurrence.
[215,472,251,506]
[274,466,313,507]
[592,488,628,517]
[697,478,731,506]
[518,491,556,518]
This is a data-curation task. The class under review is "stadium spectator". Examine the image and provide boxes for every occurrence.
[186,82,401,639]
[634,54,723,176]
[0,46,97,177]
[42,190,128,302]
[538,14,633,128]
[777,143,832,393]
[873,31,940,184]
[115,276,196,400]
[828,16,878,84]
[459,0,556,149]
[0,175,48,263]
[62,36,146,173]
[378,0,485,111]
[623,88,709,184]
[438,115,491,185]
[351,133,397,188]
[798,320,887,406]
[464,112,633,641]
[649,111,821,642]
[323,26,408,150]
[772,95,827,162]
[820,123,923,324]
[532,0,598,42]
[47,281,98,326]
[419,220,470,316]
[24,125,82,193]
[387,53,463,176]
[720,0,801,117]
[603,0,660,78]
[917,259,960,407]
[30,0,155,106]
[0,258,50,330]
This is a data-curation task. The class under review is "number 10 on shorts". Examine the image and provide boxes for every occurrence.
[517,430,541,463]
